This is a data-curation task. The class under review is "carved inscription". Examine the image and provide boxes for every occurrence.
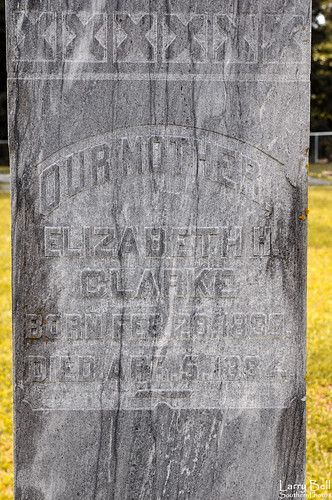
[23,126,294,410]
[43,225,280,258]
[39,134,271,215]
[80,267,236,299]
[23,338,295,409]
[25,312,284,341]
[26,353,288,384]
[27,355,96,382]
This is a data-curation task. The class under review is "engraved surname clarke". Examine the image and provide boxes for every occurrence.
[81,267,237,299]
[39,136,265,215]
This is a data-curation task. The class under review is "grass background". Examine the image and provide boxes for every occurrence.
[0,183,331,498]
[308,161,332,183]
[0,191,12,499]
[307,185,332,484]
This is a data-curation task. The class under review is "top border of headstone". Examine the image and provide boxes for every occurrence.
[7,0,311,81]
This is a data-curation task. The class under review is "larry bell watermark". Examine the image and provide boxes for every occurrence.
[279,480,331,498]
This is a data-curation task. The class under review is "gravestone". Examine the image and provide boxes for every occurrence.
[7,1,311,498]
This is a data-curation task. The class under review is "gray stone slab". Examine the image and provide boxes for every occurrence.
[7,1,311,498]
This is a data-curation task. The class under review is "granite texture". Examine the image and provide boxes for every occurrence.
[7,1,311,498]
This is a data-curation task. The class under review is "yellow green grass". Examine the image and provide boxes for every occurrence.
[0,187,331,498]
[0,191,12,499]
[307,186,332,487]
[309,162,332,183]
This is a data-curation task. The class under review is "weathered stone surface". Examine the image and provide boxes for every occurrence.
[7,1,311,498]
